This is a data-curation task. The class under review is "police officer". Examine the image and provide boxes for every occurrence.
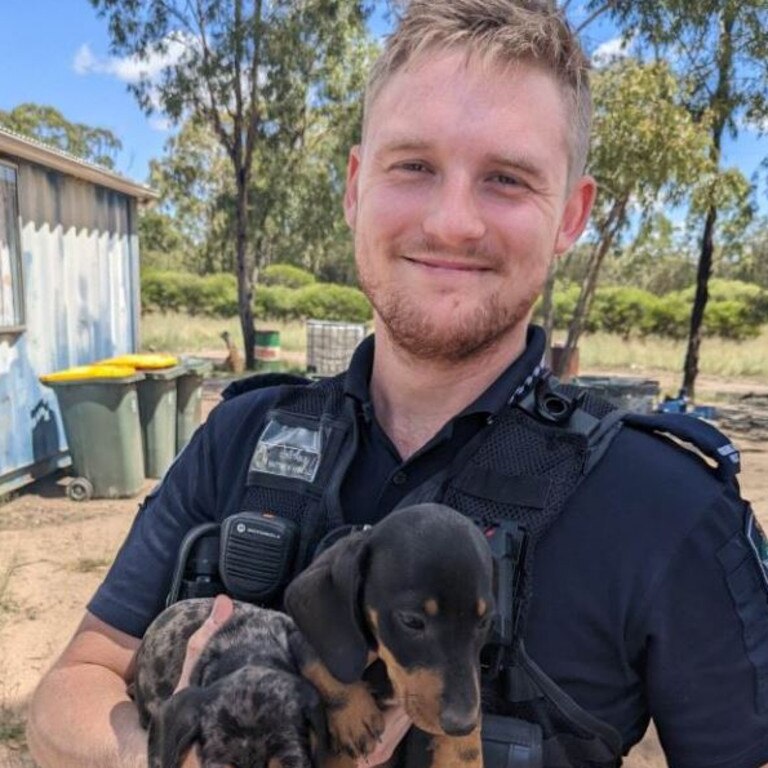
[27,1,768,767]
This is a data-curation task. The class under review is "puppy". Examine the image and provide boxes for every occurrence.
[133,503,494,768]
[131,600,324,768]
[285,502,495,768]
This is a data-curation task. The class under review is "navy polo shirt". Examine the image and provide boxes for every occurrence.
[89,326,768,768]
[339,327,544,525]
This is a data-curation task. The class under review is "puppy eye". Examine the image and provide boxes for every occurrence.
[396,611,426,632]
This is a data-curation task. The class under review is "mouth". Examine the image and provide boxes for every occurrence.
[403,256,492,274]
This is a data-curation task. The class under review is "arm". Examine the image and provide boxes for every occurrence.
[27,598,235,768]
[26,612,146,768]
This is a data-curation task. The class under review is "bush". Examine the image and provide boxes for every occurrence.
[642,292,690,340]
[591,286,652,339]
[254,285,299,322]
[261,264,316,289]
[141,271,237,317]
[199,274,238,317]
[293,283,372,323]
[141,271,186,313]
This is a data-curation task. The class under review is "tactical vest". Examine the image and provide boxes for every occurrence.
[181,369,742,768]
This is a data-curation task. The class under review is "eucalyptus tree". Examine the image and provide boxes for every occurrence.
[554,59,713,377]
[579,0,768,395]
[0,103,122,168]
[90,0,373,368]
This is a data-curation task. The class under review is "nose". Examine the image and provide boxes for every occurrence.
[439,708,478,737]
[422,174,486,246]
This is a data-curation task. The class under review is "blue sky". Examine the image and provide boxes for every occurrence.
[2,1,766,212]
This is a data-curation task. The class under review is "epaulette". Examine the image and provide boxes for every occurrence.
[221,372,311,401]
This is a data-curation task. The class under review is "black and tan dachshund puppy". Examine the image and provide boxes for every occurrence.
[285,502,495,768]
[132,503,494,768]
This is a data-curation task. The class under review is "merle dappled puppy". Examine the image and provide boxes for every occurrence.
[284,502,495,768]
[131,600,324,768]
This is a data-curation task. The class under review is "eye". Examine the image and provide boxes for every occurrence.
[395,611,426,632]
[489,173,522,187]
[397,161,431,174]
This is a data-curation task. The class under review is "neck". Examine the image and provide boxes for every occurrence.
[370,324,529,460]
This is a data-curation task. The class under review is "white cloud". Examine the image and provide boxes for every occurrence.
[591,36,631,66]
[72,34,190,84]
[73,35,196,132]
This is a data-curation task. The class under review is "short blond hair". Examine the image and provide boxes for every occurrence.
[364,0,592,186]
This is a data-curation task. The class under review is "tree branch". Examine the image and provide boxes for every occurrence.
[576,2,613,33]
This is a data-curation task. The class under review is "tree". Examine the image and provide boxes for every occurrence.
[553,59,713,377]
[582,0,768,396]
[148,117,234,275]
[90,0,372,368]
[0,103,122,168]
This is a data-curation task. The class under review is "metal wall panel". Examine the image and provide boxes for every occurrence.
[0,159,140,495]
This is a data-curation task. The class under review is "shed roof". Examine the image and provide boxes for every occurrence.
[0,126,159,201]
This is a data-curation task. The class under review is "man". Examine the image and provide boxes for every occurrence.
[27,1,768,766]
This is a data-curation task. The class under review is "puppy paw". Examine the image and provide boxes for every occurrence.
[327,685,385,758]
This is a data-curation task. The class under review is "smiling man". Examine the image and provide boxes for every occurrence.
[27,2,768,768]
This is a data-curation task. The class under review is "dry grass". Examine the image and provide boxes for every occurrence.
[139,314,307,355]
[141,313,768,383]
[554,328,768,381]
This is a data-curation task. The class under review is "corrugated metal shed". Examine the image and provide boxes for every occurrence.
[0,127,157,496]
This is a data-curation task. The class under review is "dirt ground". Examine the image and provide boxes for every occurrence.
[1,374,767,768]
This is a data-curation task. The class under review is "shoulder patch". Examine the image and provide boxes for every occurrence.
[718,505,768,713]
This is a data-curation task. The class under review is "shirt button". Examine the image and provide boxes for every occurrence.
[392,470,408,486]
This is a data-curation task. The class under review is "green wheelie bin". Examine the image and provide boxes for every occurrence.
[135,365,186,479]
[176,357,213,453]
[40,365,146,501]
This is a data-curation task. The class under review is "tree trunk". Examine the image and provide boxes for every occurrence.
[681,6,734,398]
[235,174,257,370]
[681,205,717,397]
[554,195,628,378]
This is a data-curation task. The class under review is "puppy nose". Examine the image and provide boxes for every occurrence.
[440,710,477,736]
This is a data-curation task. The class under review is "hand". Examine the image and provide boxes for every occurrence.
[174,594,234,693]
[356,705,412,767]
[174,594,235,767]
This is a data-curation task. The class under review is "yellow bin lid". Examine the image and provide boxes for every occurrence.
[40,364,138,384]
[98,353,179,370]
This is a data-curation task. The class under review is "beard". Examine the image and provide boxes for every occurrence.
[357,248,538,364]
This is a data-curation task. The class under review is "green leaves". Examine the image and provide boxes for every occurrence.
[0,103,122,168]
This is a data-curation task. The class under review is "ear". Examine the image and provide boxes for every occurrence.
[343,145,362,230]
[147,687,208,768]
[554,174,597,256]
[284,530,370,684]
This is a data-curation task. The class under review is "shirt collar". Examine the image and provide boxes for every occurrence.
[344,325,547,418]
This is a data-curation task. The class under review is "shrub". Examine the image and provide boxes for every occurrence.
[254,285,299,322]
[642,292,690,340]
[201,274,238,317]
[591,286,653,339]
[141,271,186,313]
[293,283,372,322]
[141,271,237,316]
[261,264,316,289]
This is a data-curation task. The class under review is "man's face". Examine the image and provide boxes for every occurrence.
[344,51,595,362]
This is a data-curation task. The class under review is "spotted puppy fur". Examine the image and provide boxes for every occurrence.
[131,598,323,768]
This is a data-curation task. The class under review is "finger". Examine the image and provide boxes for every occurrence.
[356,706,411,767]
[175,594,234,692]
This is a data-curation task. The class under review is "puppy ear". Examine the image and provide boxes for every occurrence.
[284,530,370,683]
[147,686,208,768]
